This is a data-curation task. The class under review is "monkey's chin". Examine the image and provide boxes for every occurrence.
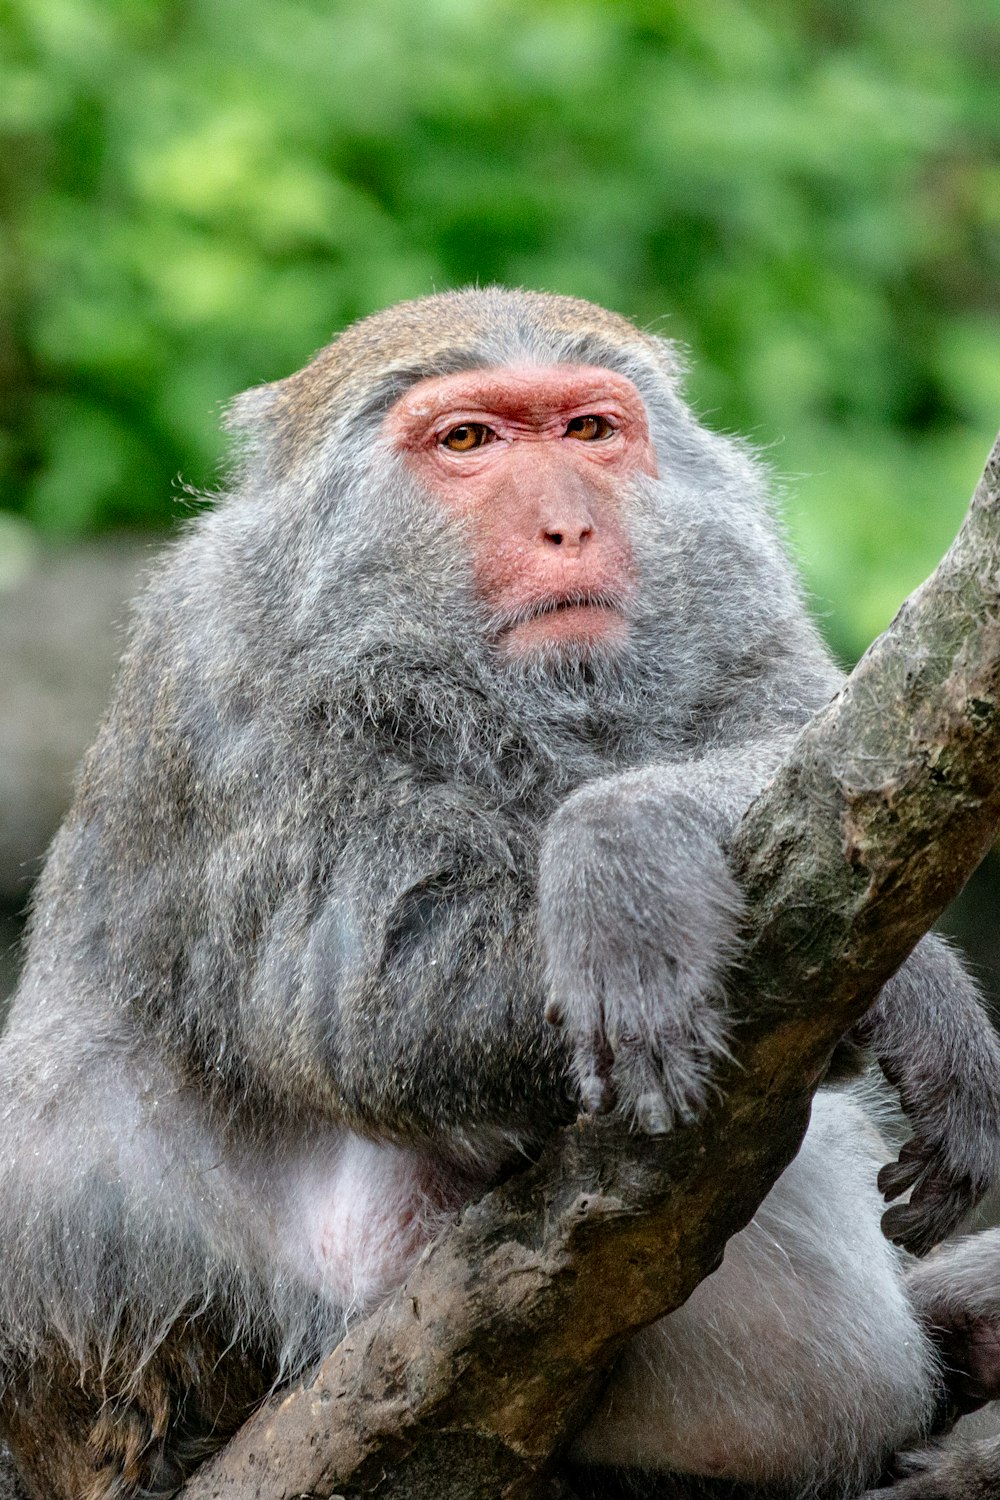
[499,605,630,665]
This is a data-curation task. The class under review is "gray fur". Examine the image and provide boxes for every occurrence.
[862,948,1000,1255]
[1,288,999,1498]
[573,1090,939,1495]
[860,1433,1000,1500]
[0,1441,28,1500]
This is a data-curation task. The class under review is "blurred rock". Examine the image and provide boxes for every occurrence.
[0,538,151,905]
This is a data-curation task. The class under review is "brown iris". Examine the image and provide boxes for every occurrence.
[565,415,615,441]
[441,423,495,452]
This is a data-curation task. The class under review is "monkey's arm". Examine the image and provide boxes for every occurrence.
[241,734,786,1145]
[857,939,1000,1254]
[260,744,773,1146]
[538,747,774,1132]
[292,789,569,1149]
[538,740,1000,1237]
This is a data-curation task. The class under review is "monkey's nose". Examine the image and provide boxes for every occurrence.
[541,523,594,554]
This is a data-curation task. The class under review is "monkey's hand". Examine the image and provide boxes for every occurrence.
[538,772,743,1133]
[877,1139,987,1259]
[858,935,1000,1256]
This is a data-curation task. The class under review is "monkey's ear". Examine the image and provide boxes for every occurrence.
[222,367,337,478]
[223,380,287,435]
[222,379,303,477]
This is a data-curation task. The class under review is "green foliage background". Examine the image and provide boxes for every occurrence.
[1,0,998,661]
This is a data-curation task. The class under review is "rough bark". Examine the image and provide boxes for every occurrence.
[179,435,1000,1500]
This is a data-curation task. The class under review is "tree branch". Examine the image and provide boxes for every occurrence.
[180,434,1000,1500]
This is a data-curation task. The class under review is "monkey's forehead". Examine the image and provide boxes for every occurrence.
[328,287,659,363]
[226,287,678,474]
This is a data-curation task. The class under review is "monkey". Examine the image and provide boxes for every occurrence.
[2,287,1000,1500]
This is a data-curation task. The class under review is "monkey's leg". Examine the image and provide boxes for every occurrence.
[1,1365,100,1500]
[0,1013,284,1500]
[903,1229,1000,1421]
[860,1432,1000,1499]
[571,1089,938,1498]
[859,1232,1000,1498]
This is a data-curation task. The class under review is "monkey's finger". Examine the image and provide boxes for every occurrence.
[881,1180,975,1257]
[909,1171,984,1242]
[572,1026,615,1115]
[613,1034,673,1135]
[878,1152,927,1201]
[881,1202,938,1257]
[878,1160,923,1201]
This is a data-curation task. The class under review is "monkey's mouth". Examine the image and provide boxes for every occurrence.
[531,591,621,619]
[495,589,628,631]
[491,590,630,658]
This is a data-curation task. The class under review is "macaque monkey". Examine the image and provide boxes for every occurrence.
[2,288,1000,1499]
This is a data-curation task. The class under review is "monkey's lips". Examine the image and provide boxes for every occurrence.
[498,592,629,657]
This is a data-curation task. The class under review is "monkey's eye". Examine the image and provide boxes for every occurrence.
[440,423,496,452]
[564,415,616,441]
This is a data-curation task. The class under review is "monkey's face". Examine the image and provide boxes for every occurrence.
[385,365,654,663]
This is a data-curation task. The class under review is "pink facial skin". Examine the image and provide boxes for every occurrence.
[385,365,657,661]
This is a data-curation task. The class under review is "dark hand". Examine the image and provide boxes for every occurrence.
[878,1135,987,1257]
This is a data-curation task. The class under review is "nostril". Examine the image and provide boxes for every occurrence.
[543,526,592,548]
